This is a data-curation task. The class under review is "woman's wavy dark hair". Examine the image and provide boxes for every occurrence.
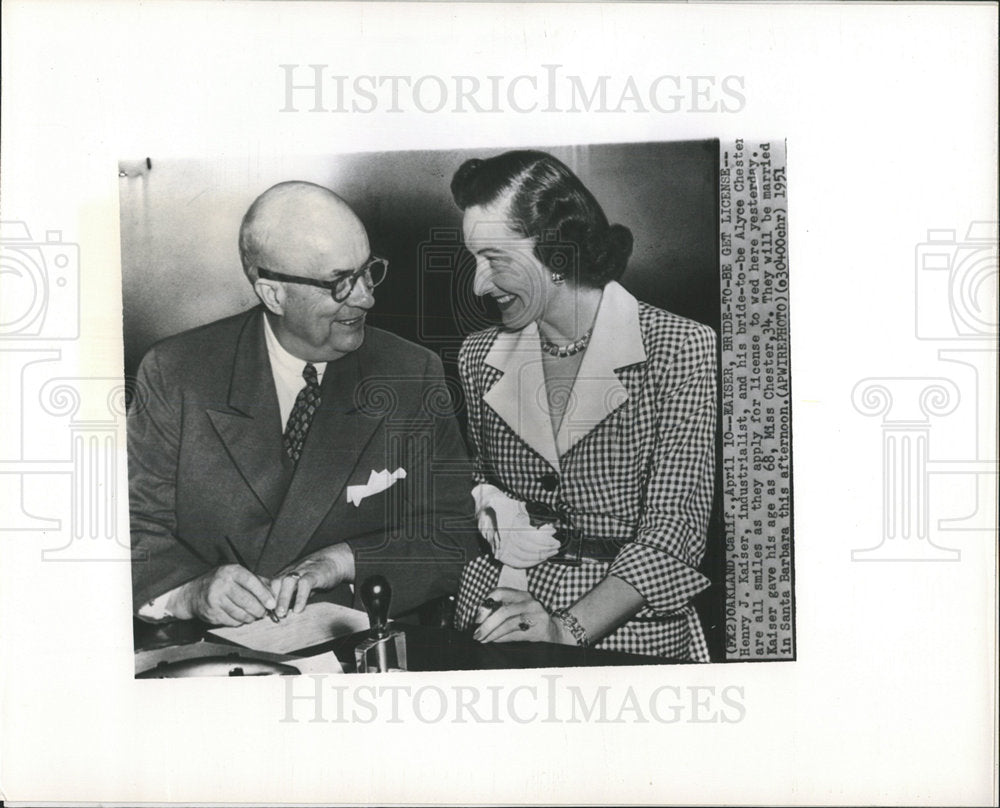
[450,150,633,288]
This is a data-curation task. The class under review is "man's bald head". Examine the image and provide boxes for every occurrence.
[238,181,369,282]
[238,181,376,363]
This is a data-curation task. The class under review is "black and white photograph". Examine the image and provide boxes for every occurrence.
[124,141,788,674]
[0,2,995,806]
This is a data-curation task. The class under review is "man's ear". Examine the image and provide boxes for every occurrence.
[254,279,285,315]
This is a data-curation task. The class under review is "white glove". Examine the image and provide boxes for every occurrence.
[472,483,561,569]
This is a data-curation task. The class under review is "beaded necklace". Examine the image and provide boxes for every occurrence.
[539,328,592,358]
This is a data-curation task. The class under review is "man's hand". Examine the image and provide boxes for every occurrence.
[270,543,356,618]
[169,564,277,626]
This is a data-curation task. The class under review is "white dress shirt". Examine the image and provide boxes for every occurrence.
[261,311,327,426]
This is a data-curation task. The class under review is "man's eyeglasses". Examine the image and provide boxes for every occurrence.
[257,256,388,303]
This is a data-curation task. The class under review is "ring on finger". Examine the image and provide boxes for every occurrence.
[481,597,503,612]
[287,571,302,580]
[518,614,534,632]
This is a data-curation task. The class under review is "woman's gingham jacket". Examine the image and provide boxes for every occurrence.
[454,282,717,660]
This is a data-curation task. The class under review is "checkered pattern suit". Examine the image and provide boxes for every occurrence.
[454,294,717,661]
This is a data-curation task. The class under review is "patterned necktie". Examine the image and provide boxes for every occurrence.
[283,363,321,464]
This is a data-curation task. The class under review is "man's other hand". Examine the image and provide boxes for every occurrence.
[170,564,277,626]
[271,543,356,618]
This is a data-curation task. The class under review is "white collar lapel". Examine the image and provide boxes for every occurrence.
[482,321,562,471]
[554,281,647,458]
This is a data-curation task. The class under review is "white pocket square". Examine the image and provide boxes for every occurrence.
[347,467,407,507]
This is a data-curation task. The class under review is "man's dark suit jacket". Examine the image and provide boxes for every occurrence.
[128,306,477,617]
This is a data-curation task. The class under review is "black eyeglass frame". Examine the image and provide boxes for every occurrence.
[256,256,388,303]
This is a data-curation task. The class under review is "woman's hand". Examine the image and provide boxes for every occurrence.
[471,587,574,645]
[492,520,561,568]
[473,484,561,569]
[478,494,559,570]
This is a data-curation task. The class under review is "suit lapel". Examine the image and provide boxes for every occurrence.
[482,323,562,471]
[481,283,648,465]
[555,282,647,457]
[206,310,291,519]
[254,347,383,573]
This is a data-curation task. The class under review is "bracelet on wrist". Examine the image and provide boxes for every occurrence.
[551,608,590,647]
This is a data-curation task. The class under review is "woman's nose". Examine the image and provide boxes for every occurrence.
[472,259,493,296]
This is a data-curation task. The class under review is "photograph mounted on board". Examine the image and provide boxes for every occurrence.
[120,139,793,677]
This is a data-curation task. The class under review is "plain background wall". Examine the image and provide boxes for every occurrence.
[118,139,725,658]
[120,140,719,376]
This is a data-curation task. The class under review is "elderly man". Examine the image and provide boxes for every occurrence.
[130,181,476,626]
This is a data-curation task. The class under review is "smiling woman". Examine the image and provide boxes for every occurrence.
[461,206,550,331]
[449,151,719,661]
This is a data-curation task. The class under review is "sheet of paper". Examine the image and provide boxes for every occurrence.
[208,602,370,654]
[288,650,345,676]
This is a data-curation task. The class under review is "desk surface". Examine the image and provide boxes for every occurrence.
[134,619,672,672]
[324,624,668,671]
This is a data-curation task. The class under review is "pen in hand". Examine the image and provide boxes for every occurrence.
[223,535,280,623]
